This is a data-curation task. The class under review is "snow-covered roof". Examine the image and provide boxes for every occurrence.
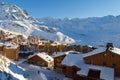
[83,47,106,57]
[0,42,18,49]
[109,47,120,55]
[50,41,62,46]
[77,64,114,80]
[83,47,120,58]
[6,34,16,39]
[0,55,26,80]
[0,42,4,47]
[4,43,18,49]
[52,51,80,58]
[52,52,67,58]
[5,45,18,49]
[19,50,33,54]
[62,53,114,80]
[61,53,84,67]
[29,52,53,63]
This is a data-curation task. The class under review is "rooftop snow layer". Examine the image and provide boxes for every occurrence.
[109,47,120,55]
[62,53,114,80]
[29,52,54,63]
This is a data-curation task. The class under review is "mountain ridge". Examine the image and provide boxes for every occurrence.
[0,2,75,44]
[38,15,120,47]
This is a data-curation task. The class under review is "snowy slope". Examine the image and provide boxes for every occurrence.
[0,2,75,44]
[38,16,120,47]
[0,55,26,80]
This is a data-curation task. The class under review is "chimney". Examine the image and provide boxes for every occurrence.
[106,43,113,51]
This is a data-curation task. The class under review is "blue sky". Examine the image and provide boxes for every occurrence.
[1,0,120,18]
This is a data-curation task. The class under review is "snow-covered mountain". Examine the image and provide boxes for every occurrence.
[38,16,120,47]
[0,2,75,44]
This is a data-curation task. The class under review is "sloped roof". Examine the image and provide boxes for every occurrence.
[83,47,106,58]
[52,52,66,58]
[61,53,84,67]
[28,52,53,63]
[62,53,114,80]
[77,64,114,80]
[52,51,80,58]
[0,42,18,49]
[83,47,120,58]
[109,47,120,55]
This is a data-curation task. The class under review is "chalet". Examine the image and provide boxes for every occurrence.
[0,30,6,41]
[29,43,39,52]
[52,52,67,72]
[27,36,40,52]
[28,52,54,68]
[27,36,40,44]
[62,53,114,80]
[19,43,33,58]
[50,41,67,52]
[3,43,19,61]
[39,41,67,54]
[52,51,79,73]
[82,45,95,53]
[5,34,17,43]
[83,43,120,76]
[0,42,19,61]
[39,39,49,44]
[17,35,26,43]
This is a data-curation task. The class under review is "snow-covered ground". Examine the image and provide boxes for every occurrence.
[18,61,65,80]
[0,55,27,80]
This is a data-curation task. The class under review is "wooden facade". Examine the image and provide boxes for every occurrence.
[54,54,66,72]
[84,50,120,76]
[62,65,113,80]
[28,36,40,44]
[39,44,67,54]
[63,66,88,80]
[38,44,94,54]
[3,46,19,61]
[28,54,54,67]
[0,45,4,51]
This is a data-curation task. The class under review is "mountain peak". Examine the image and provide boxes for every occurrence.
[0,2,29,20]
[0,2,75,44]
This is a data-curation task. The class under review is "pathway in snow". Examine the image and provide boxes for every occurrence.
[18,63,65,80]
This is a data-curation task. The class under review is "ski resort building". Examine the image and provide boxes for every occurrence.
[0,42,19,61]
[61,51,114,80]
[52,52,68,72]
[28,52,54,68]
[84,43,120,76]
